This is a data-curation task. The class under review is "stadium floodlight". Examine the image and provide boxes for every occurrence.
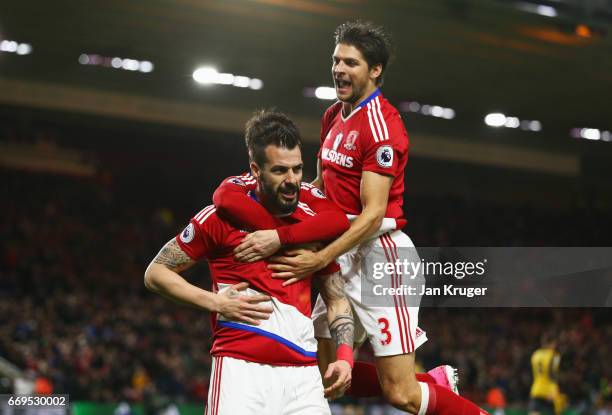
[408,101,420,112]
[139,61,154,73]
[581,128,601,141]
[193,67,219,84]
[431,105,444,118]
[485,113,507,127]
[122,59,140,71]
[16,43,32,55]
[442,108,455,120]
[216,73,235,85]
[78,54,90,65]
[314,86,336,100]
[529,120,542,132]
[399,101,455,120]
[192,67,262,90]
[516,2,557,18]
[536,5,557,17]
[573,128,611,142]
[1,40,31,55]
[0,40,17,52]
[111,57,123,69]
[233,76,250,88]
[504,117,520,128]
[80,53,154,73]
[249,78,263,90]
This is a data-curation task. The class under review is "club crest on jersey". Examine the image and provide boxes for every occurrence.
[180,223,195,243]
[344,130,358,151]
[311,187,325,198]
[376,145,394,168]
[332,132,343,151]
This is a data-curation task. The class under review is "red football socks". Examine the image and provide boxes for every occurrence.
[424,383,489,415]
[347,361,436,398]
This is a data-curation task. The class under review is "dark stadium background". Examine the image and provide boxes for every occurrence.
[1,1,611,414]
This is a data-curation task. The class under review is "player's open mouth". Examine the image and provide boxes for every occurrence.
[335,79,351,94]
[280,190,297,201]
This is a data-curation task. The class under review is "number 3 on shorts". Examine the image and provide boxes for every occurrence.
[378,317,392,345]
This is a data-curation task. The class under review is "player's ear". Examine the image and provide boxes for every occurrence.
[250,160,260,179]
[369,63,382,82]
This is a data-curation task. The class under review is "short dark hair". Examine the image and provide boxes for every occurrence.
[245,109,302,166]
[334,20,394,87]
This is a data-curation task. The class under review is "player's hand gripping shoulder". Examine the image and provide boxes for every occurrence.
[318,272,354,399]
[269,247,326,286]
[145,239,272,325]
[233,230,281,263]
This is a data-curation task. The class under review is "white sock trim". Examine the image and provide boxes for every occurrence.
[417,382,429,415]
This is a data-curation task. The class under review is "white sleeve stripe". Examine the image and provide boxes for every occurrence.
[297,202,315,216]
[369,102,385,142]
[366,102,380,143]
[375,97,389,140]
[195,205,215,222]
[197,207,217,224]
[194,205,214,221]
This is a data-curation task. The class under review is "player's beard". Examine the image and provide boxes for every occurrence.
[260,176,300,215]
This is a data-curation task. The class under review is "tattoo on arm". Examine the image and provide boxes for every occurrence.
[330,314,354,348]
[320,273,354,348]
[319,272,346,303]
[153,239,194,272]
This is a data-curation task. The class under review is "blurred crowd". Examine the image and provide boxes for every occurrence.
[1,165,610,412]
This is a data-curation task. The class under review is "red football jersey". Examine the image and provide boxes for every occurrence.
[175,188,342,366]
[318,89,408,228]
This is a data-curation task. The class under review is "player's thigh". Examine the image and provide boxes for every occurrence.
[375,352,421,401]
[207,356,279,415]
[347,231,427,356]
[283,365,331,415]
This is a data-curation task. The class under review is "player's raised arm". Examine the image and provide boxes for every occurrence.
[212,174,277,230]
[317,272,354,399]
[144,221,273,325]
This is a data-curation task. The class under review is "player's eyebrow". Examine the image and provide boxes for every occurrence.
[333,55,359,65]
